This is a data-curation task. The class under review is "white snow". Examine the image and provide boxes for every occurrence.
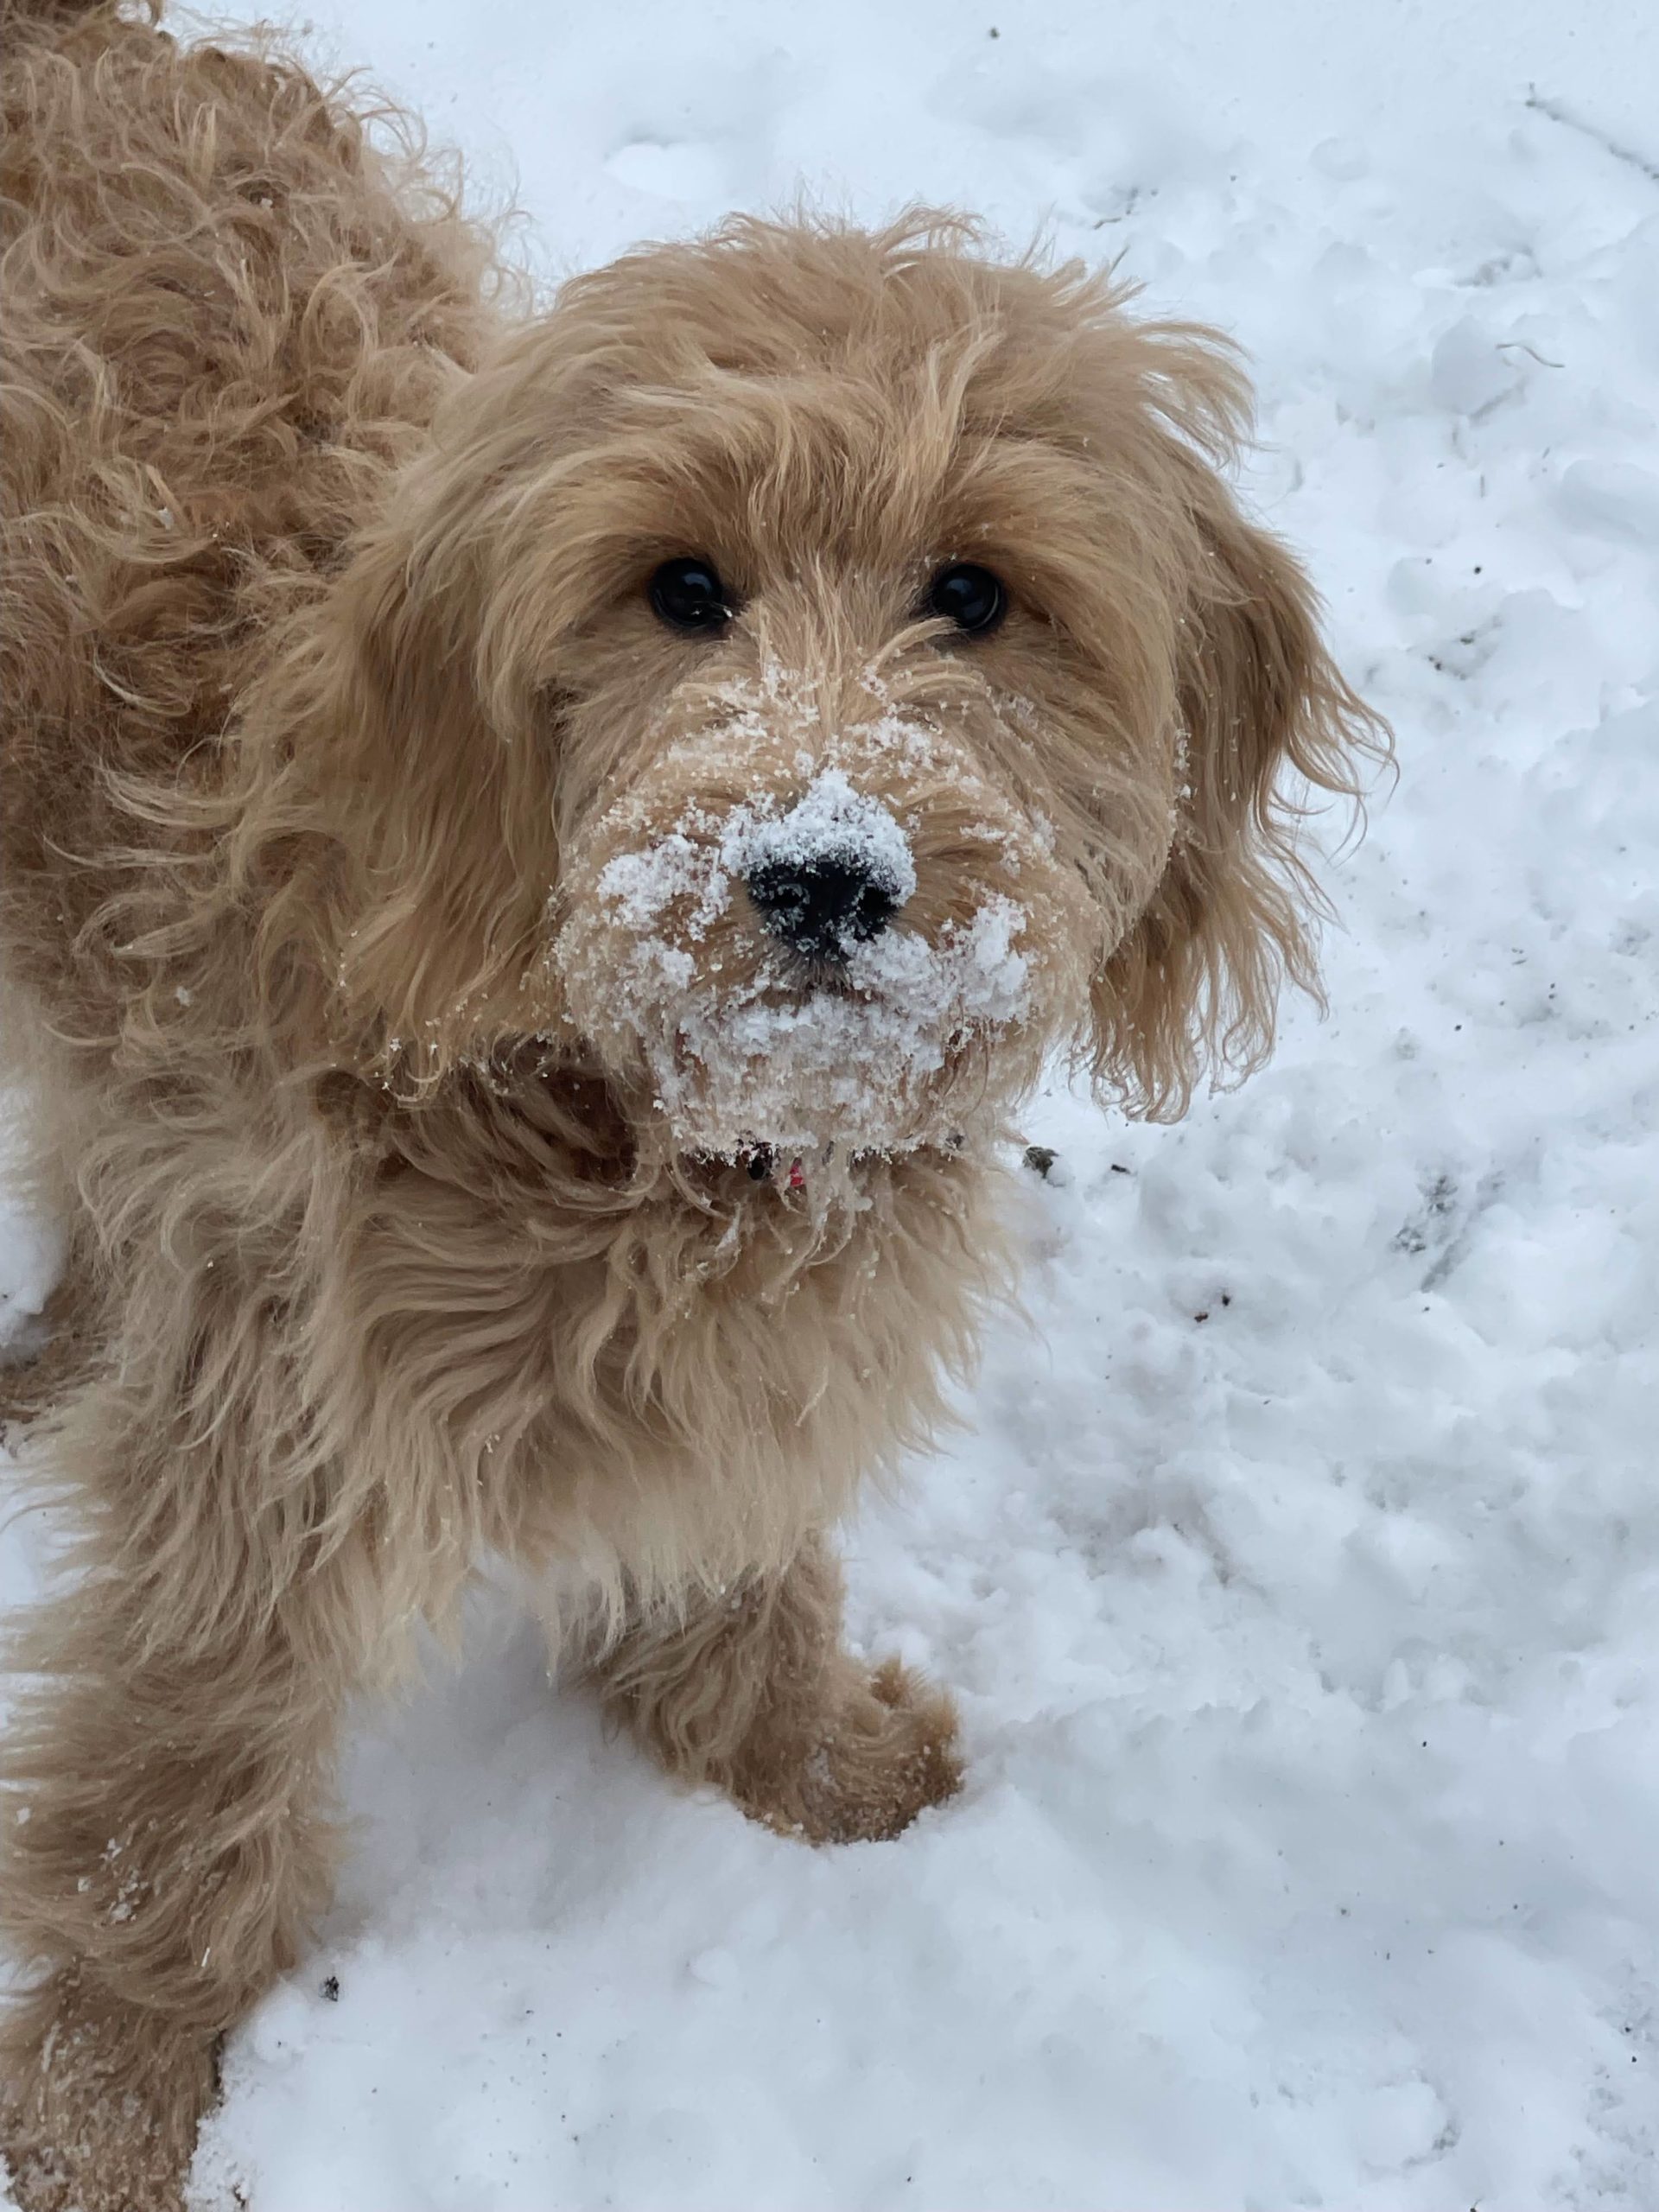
[4,1,1658,2206]
[583,764,919,950]
[734,768,920,909]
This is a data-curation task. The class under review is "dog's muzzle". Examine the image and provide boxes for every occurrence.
[553,750,1061,1157]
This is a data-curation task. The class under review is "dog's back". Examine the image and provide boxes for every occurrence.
[0,0,500,1017]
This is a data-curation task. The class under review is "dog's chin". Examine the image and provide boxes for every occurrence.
[556,881,1058,1170]
[653,1093,971,1172]
[609,1045,988,1169]
[566,970,1049,1171]
[462,1014,1020,1168]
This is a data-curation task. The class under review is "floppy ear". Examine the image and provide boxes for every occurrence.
[229,362,585,1084]
[326,496,565,1068]
[1091,447,1386,1117]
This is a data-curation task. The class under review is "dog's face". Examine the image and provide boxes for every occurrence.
[277,216,1376,1160]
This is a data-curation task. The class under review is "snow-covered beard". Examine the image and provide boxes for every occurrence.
[553,689,1092,1160]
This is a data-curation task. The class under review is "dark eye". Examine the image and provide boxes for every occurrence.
[925,562,1007,637]
[649,556,735,634]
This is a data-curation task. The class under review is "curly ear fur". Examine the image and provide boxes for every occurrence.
[225,365,579,1082]
[252,502,556,1075]
[1090,415,1388,1118]
[227,301,704,1084]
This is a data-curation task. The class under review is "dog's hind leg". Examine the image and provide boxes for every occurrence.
[0,1370,372,2212]
[594,1532,963,1844]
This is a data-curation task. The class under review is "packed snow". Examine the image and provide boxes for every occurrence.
[3,0,1657,2206]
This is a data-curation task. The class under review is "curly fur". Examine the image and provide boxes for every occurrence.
[0,0,1383,2202]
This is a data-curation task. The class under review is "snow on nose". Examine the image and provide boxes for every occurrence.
[733,772,916,960]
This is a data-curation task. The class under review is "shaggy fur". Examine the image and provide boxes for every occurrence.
[0,0,1382,2202]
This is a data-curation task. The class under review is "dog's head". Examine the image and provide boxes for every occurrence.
[261,213,1381,1161]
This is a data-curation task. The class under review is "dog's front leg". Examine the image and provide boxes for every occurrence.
[0,1387,364,2212]
[594,1533,963,1844]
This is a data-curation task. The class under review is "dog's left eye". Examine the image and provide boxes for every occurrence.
[649,557,736,634]
[925,563,1007,637]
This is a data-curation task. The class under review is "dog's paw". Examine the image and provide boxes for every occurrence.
[1,1974,211,2212]
[747,1656,963,1846]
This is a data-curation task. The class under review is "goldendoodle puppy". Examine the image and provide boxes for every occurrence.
[0,0,1382,2202]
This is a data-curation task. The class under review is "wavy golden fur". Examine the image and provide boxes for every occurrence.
[0,0,1383,2202]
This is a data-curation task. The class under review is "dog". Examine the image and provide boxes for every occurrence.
[0,1,1382,2202]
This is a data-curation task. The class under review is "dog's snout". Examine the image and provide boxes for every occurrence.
[745,854,899,962]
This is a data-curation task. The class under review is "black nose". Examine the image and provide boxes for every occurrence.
[745,855,899,961]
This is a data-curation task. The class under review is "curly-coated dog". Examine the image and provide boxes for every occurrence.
[0,0,1382,2202]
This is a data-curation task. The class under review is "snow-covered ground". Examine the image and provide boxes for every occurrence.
[5,2,1658,2204]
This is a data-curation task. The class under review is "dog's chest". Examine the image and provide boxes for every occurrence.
[346,1144,1006,1592]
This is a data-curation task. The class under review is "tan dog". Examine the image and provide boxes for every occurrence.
[0,1,1382,2202]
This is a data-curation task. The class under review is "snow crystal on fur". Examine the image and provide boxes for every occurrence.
[580,771,1031,1154]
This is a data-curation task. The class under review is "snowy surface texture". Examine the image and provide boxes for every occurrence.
[4,0,1658,2204]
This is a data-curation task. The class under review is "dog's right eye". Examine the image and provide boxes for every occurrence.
[648,557,736,635]
[924,562,1007,637]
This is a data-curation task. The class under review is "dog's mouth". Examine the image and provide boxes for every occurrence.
[559,891,1033,1158]
[623,902,1035,1167]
